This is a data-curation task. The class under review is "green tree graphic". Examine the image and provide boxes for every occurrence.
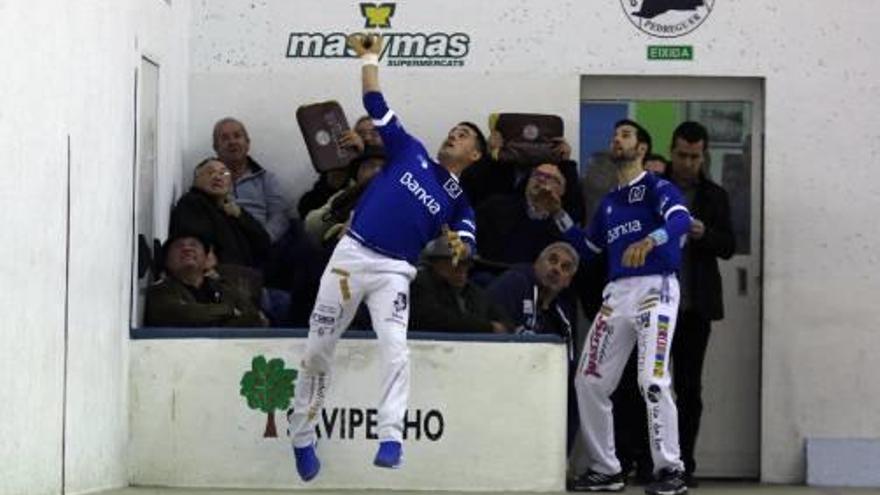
[240,355,298,438]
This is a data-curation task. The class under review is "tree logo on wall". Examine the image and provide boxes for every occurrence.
[240,355,298,438]
[621,0,715,38]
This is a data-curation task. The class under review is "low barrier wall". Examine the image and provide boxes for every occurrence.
[129,329,568,491]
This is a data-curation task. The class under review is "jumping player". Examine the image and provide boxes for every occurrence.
[538,120,691,495]
[288,33,486,481]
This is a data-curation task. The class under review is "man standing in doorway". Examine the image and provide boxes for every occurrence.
[666,121,735,487]
[539,119,691,494]
[287,33,486,482]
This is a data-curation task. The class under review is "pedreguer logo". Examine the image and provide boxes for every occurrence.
[621,0,715,38]
[286,3,471,67]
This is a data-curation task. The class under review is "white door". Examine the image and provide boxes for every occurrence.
[580,76,763,478]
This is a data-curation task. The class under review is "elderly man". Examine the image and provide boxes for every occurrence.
[213,117,290,242]
[487,242,579,339]
[145,233,266,327]
[170,158,270,268]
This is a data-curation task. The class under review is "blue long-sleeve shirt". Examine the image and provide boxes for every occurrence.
[556,171,691,281]
[348,91,476,265]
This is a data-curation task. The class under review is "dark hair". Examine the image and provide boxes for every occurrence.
[193,157,222,178]
[614,119,653,157]
[457,121,488,160]
[644,153,670,165]
[347,145,387,182]
[160,232,214,270]
[671,121,709,151]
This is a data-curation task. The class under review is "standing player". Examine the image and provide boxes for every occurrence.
[288,33,486,482]
[538,120,691,494]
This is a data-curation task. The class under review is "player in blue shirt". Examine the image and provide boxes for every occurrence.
[288,33,487,481]
[538,120,691,494]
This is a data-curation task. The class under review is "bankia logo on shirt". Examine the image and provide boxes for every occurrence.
[286,3,471,67]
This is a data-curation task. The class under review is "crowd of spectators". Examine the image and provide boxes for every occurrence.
[143,109,735,491]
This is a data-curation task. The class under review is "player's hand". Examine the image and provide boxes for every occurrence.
[442,225,469,267]
[338,129,365,154]
[222,197,242,218]
[622,236,655,268]
[348,33,383,57]
[689,218,705,239]
[551,137,572,161]
[532,185,562,216]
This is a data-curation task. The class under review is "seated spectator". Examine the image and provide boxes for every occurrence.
[213,117,290,243]
[644,153,670,175]
[170,158,270,268]
[474,163,572,278]
[297,128,366,219]
[487,242,579,339]
[409,237,513,333]
[461,130,585,223]
[145,234,267,327]
[304,146,386,248]
[354,115,383,147]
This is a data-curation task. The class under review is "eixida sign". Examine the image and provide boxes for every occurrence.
[286,3,471,67]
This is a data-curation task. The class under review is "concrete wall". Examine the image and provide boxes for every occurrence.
[129,338,567,491]
[0,1,189,493]
[186,0,880,483]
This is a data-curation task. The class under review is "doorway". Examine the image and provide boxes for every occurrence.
[579,76,764,478]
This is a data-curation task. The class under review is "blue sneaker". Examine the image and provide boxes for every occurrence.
[293,443,320,481]
[373,440,403,468]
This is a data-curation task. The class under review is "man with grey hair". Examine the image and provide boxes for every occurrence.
[487,241,579,339]
[213,117,290,242]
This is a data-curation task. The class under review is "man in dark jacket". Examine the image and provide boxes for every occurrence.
[170,159,270,268]
[145,234,266,327]
[666,121,735,485]
[474,163,573,282]
[409,236,512,333]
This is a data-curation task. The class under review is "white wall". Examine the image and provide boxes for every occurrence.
[0,1,189,494]
[187,0,880,483]
[130,339,567,491]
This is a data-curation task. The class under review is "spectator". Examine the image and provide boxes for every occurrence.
[461,131,585,223]
[474,163,571,277]
[297,128,366,219]
[666,121,735,486]
[644,153,670,175]
[409,236,513,333]
[213,117,290,243]
[145,234,266,327]
[487,241,578,338]
[304,146,386,248]
[170,158,270,268]
[354,115,383,147]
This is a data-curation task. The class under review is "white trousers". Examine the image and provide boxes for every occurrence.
[289,236,417,447]
[575,274,685,475]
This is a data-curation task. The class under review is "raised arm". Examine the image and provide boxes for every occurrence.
[348,33,382,94]
[347,33,411,156]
